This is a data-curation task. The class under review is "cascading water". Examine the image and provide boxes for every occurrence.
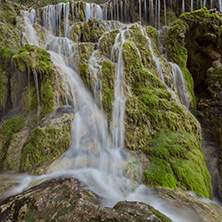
[144,0,147,22]
[164,0,167,26]
[139,0,142,22]
[191,0,193,11]
[158,0,160,29]
[219,0,222,11]
[170,62,190,109]
[149,0,154,26]
[182,0,185,13]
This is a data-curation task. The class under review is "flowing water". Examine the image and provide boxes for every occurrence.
[1,1,219,221]
[164,0,167,25]
[170,62,190,109]
[182,0,185,13]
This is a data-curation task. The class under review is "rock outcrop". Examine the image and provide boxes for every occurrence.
[0,177,172,222]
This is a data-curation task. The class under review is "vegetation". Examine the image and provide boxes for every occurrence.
[0,116,25,169]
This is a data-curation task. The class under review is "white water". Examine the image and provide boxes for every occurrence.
[191,0,193,11]
[88,50,103,108]
[219,0,222,11]
[170,62,190,109]
[164,0,167,26]
[144,0,147,22]
[32,70,40,109]
[111,30,127,149]
[182,0,185,13]
[139,0,142,22]
[149,0,154,26]
[144,31,165,82]
[158,0,160,29]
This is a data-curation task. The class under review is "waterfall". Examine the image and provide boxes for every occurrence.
[197,0,199,9]
[191,0,193,11]
[116,0,119,21]
[164,0,167,26]
[124,0,127,22]
[88,50,103,108]
[111,31,127,149]
[149,0,154,26]
[33,70,40,109]
[211,0,213,8]
[63,3,70,37]
[4,2,212,221]
[204,0,207,7]
[182,0,185,13]
[158,0,160,29]
[170,62,190,109]
[22,10,39,46]
[219,0,222,11]
[144,0,147,22]
[139,0,142,22]
[155,0,157,28]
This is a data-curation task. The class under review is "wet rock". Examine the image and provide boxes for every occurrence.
[156,188,222,222]
[0,177,171,222]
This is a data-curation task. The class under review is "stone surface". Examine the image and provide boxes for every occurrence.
[0,177,172,222]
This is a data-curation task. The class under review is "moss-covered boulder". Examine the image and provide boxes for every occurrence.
[20,107,74,174]
[12,45,67,118]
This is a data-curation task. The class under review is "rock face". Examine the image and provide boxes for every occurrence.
[0,177,172,222]
[165,7,222,200]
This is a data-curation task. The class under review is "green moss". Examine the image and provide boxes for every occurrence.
[80,63,90,88]
[100,29,120,57]
[122,39,143,89]
[22,86,38,113]
[0,48,15,115]
[0,116,25,169]
[40,78,55,117]
[13,45,52,73]
[101,60,115,120]
[84,190,96,199]
[20,115,72,173]
[23,209,37,222]
[79,43,95,65]
[143,157,177,189]
[144,131,212,198]
[146,204,172,222]
[13,45,56,118]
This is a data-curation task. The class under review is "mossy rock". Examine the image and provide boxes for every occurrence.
[101,60,115,122]
[0,48,15,117]
[143,131,212,198]
[119,22,211,198]
[13,45,57,118]
[100,29,120,58]
[13,45,52,73]
[0,116,25,169]
[20,113,73,174]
